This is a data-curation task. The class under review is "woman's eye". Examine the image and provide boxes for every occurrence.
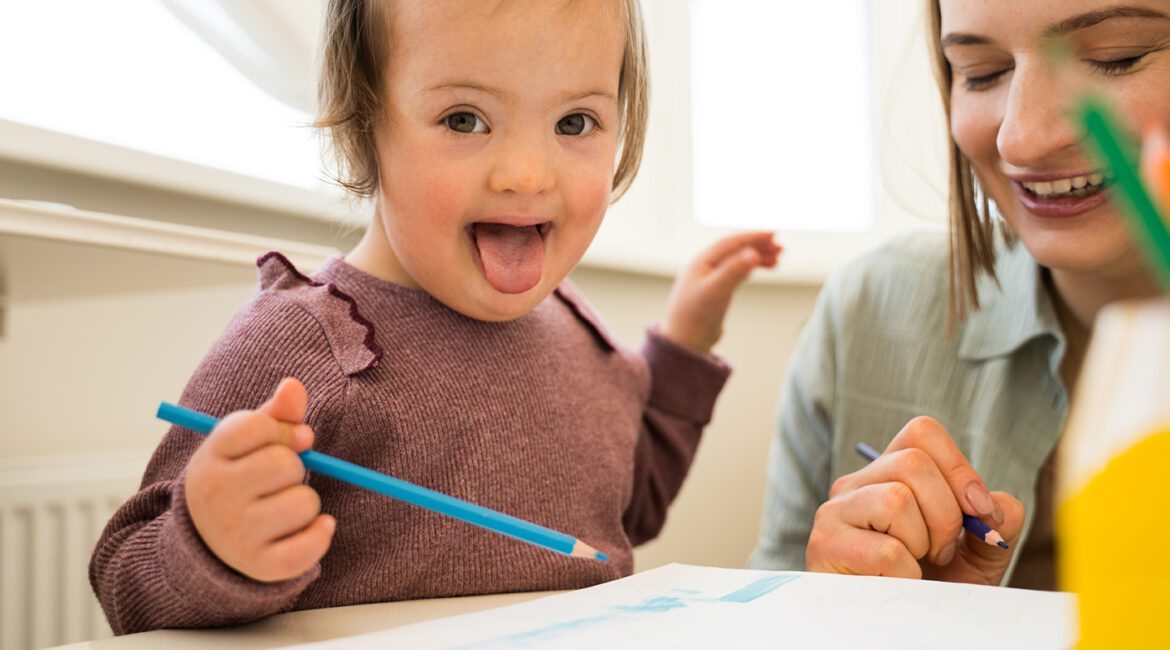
[1090,54,1146,76]
[556,113,596,136]
[963,70,1008,92]
[445,112,488,134]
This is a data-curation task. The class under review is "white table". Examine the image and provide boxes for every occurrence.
[51,591,560,650]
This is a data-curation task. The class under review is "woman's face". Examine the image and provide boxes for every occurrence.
[940,0,1170,279]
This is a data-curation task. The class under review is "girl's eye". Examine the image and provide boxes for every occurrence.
[445,112,488,134]
[556,113,596,136]
[1090,54,1146,76]
[962,69,1008,92]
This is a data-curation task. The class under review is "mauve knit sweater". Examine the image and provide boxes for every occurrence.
[90,252,731,635]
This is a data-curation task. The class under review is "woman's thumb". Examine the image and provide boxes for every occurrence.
[958,491,1026,580]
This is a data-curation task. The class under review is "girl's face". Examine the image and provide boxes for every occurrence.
[940,0,1170,278]
[366,0,624,322]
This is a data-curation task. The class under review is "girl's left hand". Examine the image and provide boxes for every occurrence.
[660,231,781,354]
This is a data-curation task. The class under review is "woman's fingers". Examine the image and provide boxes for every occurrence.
[958,491,1026,568]
[830,455,960,563]
[828,482,932,561]
[884,416,1004,525]
[807,516,923,579]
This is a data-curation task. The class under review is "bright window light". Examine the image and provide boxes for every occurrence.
[0,1,323,190]
[689,1,873,232]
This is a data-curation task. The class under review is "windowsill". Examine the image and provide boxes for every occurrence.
[0,197,339,272]
[0,118,362,226]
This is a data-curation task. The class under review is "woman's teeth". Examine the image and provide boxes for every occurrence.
[1021,173,1108,199]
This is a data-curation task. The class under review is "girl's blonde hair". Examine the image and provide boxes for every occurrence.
[315,0,649,203]
[926,0,1008,333]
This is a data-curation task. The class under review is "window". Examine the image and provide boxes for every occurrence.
[690,0,872,232]
[0,1,340,214]
[591,0,948,282]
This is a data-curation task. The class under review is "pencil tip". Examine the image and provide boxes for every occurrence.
[997,541,1009,549]
[596,552,609,562]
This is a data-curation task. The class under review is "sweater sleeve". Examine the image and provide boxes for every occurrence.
[89,292,350,634]
[622,329,731,546]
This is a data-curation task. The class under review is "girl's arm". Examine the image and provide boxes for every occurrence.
[89,293,345,634]
[621,232,779,544]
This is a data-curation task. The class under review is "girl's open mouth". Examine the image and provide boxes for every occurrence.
[468,221,551,294]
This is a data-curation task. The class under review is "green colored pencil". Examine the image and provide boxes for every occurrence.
[1077,94,1170,290]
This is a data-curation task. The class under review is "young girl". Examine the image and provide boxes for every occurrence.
[90,0,780,635]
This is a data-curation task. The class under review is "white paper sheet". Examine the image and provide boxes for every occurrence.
[291,563,1077,649]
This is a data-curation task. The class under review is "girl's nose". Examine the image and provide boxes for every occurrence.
[996,61,1083,169]
[488,132,557,196]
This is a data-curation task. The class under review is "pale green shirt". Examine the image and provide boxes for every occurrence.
[749,231,1067,584]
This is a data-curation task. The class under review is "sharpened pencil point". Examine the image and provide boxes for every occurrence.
[596,552,609,562]
[997,541,1009,549]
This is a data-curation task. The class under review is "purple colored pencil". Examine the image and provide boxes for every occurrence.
[855,442,1009,550]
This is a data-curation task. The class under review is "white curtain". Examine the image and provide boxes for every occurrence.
[160,0,320,113]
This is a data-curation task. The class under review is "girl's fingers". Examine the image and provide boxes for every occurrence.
[703,246,763,297]
[246,483,323,544]
[807,521,922,579]
[230,443,308,498]
[830,448,965,564]
[257,378,311,450]
[208,410,312,460]
[697,231,778,267]
[831,482,932,562]
[252,514,337,583]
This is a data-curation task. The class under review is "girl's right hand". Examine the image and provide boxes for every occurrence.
[184,378,336,583]
[805,416,1026,585]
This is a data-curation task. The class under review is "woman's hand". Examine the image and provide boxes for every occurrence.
[806,416,1025,585]
[660,231,781,353]
[184,378,336,583]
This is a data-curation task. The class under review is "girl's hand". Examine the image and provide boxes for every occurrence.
[184,378,336,583]
[806,417,1026,585]
[660,231,781,353]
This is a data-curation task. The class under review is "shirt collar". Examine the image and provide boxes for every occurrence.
[957,239,1065,367]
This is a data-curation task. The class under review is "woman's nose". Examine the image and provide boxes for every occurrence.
[488,131,557,197]
[996,61,1083,169]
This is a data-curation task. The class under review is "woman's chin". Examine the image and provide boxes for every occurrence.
[1017,226,1140,276]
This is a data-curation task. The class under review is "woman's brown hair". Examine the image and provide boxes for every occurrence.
[315,0,649,203]
[927,0,1007,333]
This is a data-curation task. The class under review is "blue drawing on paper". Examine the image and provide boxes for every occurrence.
[457,574,799,649]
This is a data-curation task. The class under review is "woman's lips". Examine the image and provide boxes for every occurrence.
[1014,181,1111,219]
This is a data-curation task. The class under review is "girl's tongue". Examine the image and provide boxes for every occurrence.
[472,222,545,294]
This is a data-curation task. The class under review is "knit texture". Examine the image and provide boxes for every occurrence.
[90,253,731,634]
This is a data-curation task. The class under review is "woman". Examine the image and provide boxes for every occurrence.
[749,0,1168,590]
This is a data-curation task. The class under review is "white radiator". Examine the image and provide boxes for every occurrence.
[0,450,149,650]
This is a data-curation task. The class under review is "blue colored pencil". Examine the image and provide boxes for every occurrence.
[855,442,1008,550]
[156,402,609,562]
